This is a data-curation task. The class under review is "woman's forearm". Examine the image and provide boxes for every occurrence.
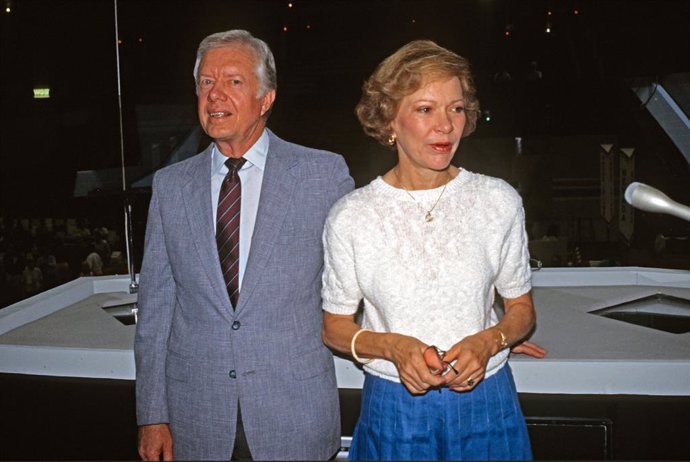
[490,292,536,355]
[321,312,405,363]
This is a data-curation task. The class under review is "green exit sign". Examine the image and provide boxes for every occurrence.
[33,87,50,99]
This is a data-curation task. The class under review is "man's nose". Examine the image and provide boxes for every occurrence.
[207,82,226,101]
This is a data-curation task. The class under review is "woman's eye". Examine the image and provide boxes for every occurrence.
[453,106,466,113]
[417,106,430,114]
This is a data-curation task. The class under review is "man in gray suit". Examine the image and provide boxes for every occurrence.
[134,29,354,461]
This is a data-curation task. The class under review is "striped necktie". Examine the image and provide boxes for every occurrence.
[216,157,246,309]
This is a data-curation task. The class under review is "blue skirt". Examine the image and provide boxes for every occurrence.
[348,364,532,461]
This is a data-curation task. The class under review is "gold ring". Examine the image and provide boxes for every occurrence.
[467,377,475,387]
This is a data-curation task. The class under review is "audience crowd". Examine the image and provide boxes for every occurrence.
[0,217,127,308]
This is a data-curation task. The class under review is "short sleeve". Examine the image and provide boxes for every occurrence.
[494,204,532,299]
[321,202,363,315]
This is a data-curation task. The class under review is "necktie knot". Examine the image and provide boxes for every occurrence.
[224,157,247,177]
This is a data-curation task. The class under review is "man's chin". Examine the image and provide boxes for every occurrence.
[203,124,234,140]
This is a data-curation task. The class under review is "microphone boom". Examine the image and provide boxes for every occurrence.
[624,182,690,222]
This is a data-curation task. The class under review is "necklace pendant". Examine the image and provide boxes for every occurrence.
[425,211,433,222]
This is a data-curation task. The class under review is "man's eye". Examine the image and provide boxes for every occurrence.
[200,79,213,86]
[231,79,242,85]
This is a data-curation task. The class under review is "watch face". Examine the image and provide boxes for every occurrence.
[499,329,508,348]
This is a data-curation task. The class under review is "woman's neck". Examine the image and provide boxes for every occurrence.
[385,164,458,191]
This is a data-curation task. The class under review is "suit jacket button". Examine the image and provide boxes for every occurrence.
[229,370,237,379]
[232,321,241,330]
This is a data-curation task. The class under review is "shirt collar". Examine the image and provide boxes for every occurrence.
[212,129,269,175]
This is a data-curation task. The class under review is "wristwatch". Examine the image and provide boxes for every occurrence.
[497,328,509,350]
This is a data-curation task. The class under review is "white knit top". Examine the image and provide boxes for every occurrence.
[322,169,532,383]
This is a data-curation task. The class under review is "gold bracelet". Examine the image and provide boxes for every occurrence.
[350,328,374,364]
[496,327,509,350]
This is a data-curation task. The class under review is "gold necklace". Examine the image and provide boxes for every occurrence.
[394,168,451,222]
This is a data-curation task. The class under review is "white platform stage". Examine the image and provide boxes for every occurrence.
[1,267,689,396]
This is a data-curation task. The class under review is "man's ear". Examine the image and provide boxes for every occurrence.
[260,90,276,117]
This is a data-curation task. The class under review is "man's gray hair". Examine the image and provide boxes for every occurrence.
[193,29,277,97]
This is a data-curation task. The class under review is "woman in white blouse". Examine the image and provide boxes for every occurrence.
[321,40,547,461]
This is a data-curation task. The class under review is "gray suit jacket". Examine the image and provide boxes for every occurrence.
[134,130,354,460]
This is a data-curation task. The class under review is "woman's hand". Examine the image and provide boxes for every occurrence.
[438,334,547,392]
[322,313,446,395]
[511,340,547,358]
[440,330,495,392]
[389,334,447,395]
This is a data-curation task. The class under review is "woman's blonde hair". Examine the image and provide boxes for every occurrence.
[356,40,480,149]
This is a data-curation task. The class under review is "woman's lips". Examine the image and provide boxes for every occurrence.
[431,142,453,153]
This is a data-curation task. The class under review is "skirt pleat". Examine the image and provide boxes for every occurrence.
[348,364,532,461]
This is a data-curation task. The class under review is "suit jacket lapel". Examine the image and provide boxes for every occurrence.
[182,145,233,315]
[236,132,299,312]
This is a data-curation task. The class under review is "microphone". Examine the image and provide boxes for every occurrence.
[624,182,690,223]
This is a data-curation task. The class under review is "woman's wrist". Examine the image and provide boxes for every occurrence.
[481,326,508,356]
[493,326,509,354]
[380,332,409,363]
[350,328,373,364]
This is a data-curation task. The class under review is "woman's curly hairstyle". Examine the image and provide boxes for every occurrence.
[355,40,480,149]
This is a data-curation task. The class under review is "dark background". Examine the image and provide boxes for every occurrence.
[2,0,688,203]
[1,0,689,307]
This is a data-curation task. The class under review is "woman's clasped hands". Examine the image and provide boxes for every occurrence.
[392,330,546,395]
[390,333,488,394]
[426,333,494,392]
[392,330,500,394]
[389,335,446,394]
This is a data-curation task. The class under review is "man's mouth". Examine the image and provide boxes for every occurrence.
[209,111,230,118]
